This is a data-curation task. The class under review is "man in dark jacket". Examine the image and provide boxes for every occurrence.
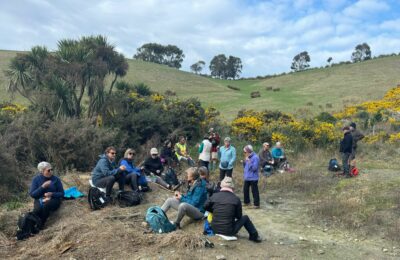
[349,122,364,160]
[204,177,262,242]
[340,126,353,178]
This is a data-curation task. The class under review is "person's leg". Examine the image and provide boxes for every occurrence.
[38,198,62,225]
[219,168,226,181]
[251,180,260,207]
[155,176,170,189]
[233,215,259,239]
[95,175,116,197]
[342,153,350,176]
[115,172,125,191]
[243,180,251,205]
[204,161,209,170]
[161,197,180,213]
[128,174,139,191]
[226,169,233,178]
[175,202,204,225]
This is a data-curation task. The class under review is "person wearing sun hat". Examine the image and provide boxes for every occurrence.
[143,147,175,190]
[204,176,262,243]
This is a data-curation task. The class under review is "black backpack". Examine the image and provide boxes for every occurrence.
[88,187,107,210]
[117,191,141,207]
[16,212,42,240]
[328,158,341,172]
[163,168,179,186]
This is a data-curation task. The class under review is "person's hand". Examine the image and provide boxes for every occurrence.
[43,197,51,203]
[44,192,53,198]
[140,166,145,170]
[156,170,160,174]
[41,180,52,189]
[196,143,200,148]
[175,191,181,200]
[240,159,243,163]
[119,165,126,171]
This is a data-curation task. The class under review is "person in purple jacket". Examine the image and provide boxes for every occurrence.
[29,162,64,226]
[242,145,260,209]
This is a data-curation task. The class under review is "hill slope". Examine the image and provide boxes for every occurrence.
[1,50,399,120]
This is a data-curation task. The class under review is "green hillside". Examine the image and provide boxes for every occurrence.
[1,49,399,120]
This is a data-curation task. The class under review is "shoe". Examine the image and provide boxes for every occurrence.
[243,203,251,208]
[249,234,262,243]
[252,205,260,209]
[173,221,181,229]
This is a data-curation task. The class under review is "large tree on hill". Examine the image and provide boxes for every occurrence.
[351,43,371,62]
[5,35,128,118]
[209,54,242,79]
[134,43,185,69]
[190,60,206,74]
[291,51,310,72]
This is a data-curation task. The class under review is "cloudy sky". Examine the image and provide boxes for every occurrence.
[1,0,400,77]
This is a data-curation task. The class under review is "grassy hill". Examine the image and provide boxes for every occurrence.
[1,49,399,120]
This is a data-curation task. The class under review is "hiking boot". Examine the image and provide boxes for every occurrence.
[172,221,181,229]
[249,234,262,243]
[243,203,251,208]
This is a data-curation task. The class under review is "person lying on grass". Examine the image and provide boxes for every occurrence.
[161,167,208,229]
[204,176,262,243]
[29,162,64,226]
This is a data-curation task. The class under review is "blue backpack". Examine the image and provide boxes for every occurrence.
[145,206,176,233]
[328,158,341,172]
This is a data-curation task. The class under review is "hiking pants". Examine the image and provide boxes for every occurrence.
[233,215,258,238]
[94,174,124,197]
[243,180,260,206]
[161,198,204,225]
[350,146,357,160]
[180,157,195,167]
[33,198,62,226]
[125,173,139,191]
[219,168,233,181]
[199,160,209,170]
[342,152,351,176]
[154,176,170,189]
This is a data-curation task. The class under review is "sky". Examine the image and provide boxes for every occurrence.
[1,0,400,77]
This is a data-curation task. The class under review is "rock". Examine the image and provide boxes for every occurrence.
[323,228,328,232]
[299,236,308,241]
[141,221,148,227]
[216,255,226,260]
[383,248,389,253]
[318,250,325,255]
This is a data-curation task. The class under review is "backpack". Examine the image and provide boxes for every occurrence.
[117,191,141,207]
[351,167,359,177]
[88,187,107,210]
[16,212,42,240]
[328,158,341,172]
[145,206,176,233]
[163,168,179,186]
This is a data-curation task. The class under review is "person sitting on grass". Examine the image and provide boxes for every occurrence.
[271,142,286,167]
[160,139,178,165]
[204,176,262,243]
[92,146,126,203]
[175,136,195,167]
[29,162,64,226]
[161,167,208,229]
[258,142,274,174]
[142,148,177,190]
[120,148,150,192]
[199,166,219,197]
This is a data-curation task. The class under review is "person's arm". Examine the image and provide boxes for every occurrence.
[228,147,236,168]
[248,155,259,172]
[198,142,204,153]
[52,178,64,198]
[29,177,45,199]
[181,184,205,208]
[120,160,134,174]
[99,159,118,177]
[235,199,242,220]
[204,197,214,213]
[217,147,222,160]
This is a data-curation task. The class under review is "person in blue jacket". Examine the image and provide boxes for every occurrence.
[271,141,286,166]
[120,148,150,192]
[218,137,237,181]
[91,146,126,200]
[242,145,260,209]
[161,167,207,229]
[29,162,64,226]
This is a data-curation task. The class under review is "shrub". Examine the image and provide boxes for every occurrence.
[265,86,273,91]
[316,112,337,124]
[306,102,313,106]
[134,83,152,96]
[273,88,281,92]
[164,89,176,96]
[250,91,261,98]
[326,103,333,108]
[227,85,240,91]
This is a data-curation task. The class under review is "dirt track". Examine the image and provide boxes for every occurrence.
[0,173,398,259]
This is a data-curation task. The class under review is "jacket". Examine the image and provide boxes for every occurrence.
[271,147,284,159]
[258,148,273,167]
[120,159,141,176]
[91,154,120,184]
[243,152,259,181]
[143,156,164,176]
[29,174,64,200]
[181,179,208,212]
[351,129,365,148]
[204,190,242,236]
[175,142,188,160]
[218,145,236,170]
[198,139,212,162]
[340,132,353,153]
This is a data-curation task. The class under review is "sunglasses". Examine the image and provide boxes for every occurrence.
[47,168,53,172]
[128,152,135,155]
[109,152,116,155]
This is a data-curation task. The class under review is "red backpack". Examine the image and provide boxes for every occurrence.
[351,167,359,177]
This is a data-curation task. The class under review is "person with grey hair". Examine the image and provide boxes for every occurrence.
[258,142,273,175]
[218,137,237,181]
[29,162,64,226]
[243,145,260,209]
[161,167,208,229]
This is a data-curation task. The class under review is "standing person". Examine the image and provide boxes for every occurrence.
[340,126,353,178]
[243,145,260,209]
[209,128,220,171]
[204,177,262,242]
[258,142,274,174]
[119,149,150,192]
[349,122,365,160]
[218,137,237,181]
[175,136,195,166]
[29,162,64,226]
[161,167,207,229]
[160,139,178,166]
[198,134,212,169]
[143,148,175,190]
[91,146,126,201]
